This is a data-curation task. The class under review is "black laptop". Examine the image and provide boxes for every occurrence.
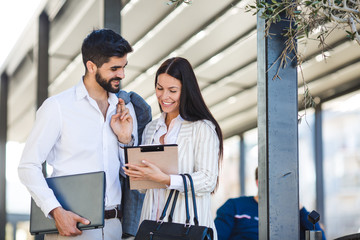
[30,171,106,235]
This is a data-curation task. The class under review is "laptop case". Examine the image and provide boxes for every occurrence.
[30,171,105,235]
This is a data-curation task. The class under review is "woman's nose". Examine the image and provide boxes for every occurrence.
[162,91,170,99]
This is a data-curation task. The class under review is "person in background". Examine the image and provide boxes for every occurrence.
[214,167,326,240]
[18,29,151,240]
[124,57,223,240]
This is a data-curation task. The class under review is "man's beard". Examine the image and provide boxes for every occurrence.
[95,72,121,93]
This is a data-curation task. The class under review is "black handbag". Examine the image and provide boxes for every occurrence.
[135,174,213,240]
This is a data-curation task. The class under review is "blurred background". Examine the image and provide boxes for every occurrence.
[1,0,360,239]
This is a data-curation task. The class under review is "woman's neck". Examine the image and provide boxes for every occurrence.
[165,113,179,128]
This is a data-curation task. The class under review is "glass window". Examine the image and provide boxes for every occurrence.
[298,109,317,211]
[212,135,240,217]
[241,121,317,208]
[6,141,34,240]
[6,142,30,215]
[243,128,258,196]
[322,91,360,239]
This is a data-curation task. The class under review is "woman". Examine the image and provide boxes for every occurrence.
[124,57,223,239]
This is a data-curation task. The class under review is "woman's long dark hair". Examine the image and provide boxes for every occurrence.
[155,57,224,179]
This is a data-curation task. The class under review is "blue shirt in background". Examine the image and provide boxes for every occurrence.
[214,196,326,240]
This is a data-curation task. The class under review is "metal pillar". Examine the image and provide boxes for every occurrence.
[37,11,49,179]
[37,11,49,110]
[35,11,50,240]
[257,1,300,239]
[104,0,122,88]
[314,104,325,222]
[104,0,121,34]
[239,135,246,196]
[0,72,9,240]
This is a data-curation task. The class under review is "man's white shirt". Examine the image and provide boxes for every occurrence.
[18,80,137,217]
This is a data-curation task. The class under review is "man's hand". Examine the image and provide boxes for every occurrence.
[50,207,90,236]
[110,98,133,144]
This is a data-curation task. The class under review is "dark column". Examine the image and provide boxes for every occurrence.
[104,0,122,88]
[314,104,325,222]
[37,11,50,178]
[104,0,121,34]
[35,11,50,240]
[37,11,49,110]
[0,72,9,240]
[257,1,300,239]
[239,135,245,196]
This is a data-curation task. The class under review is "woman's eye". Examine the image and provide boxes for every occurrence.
[170,90,177,93]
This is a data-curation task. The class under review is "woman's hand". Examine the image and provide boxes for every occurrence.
[124,160,170,185]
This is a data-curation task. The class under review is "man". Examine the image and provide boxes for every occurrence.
[18,29,151,239]
[214,167,326,240]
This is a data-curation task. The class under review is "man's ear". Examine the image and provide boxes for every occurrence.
[86,60,97,74]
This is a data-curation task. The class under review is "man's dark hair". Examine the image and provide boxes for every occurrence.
[255,167,258,181]
[81,29,133,71]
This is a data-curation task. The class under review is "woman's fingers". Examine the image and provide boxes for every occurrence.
[123,164,144,177]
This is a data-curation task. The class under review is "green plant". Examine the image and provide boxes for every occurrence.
[167,0,360,109]
[167,0,192,7]
[247,0,359,109]
[247,0,360,63]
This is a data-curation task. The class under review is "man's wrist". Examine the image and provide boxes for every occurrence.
[50,206,62,219]
[119,134,135,148]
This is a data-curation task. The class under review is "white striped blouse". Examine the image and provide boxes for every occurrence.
[139,118,220,240]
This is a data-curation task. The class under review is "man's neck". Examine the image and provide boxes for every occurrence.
[83,75,108,102]
[83,75,109,119]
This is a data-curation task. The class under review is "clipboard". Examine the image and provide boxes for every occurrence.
[124,144,178,189]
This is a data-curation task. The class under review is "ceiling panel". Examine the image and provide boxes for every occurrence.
[126,0,235,68]
[4,0,360,142]
[301,41,360,84]
[195,32,257,81]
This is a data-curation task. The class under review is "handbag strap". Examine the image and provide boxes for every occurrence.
[180,174,191,226]
[158,174,195,227]
[168,190,179,223]
[158,189,176,222]
[184,173,199,226]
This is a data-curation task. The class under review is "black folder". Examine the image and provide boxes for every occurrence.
[30,171,106,235]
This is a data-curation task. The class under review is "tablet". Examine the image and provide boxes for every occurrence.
[124,144,178,189]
